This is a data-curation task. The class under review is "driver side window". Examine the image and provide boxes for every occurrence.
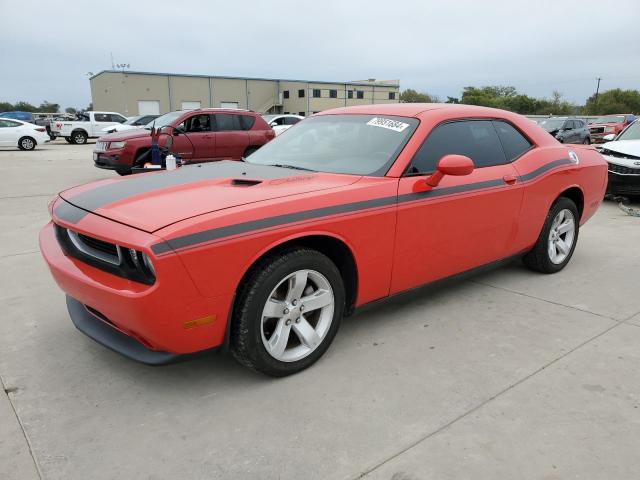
[181,114,211,133]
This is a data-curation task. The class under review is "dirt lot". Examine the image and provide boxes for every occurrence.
[1,141,639,480]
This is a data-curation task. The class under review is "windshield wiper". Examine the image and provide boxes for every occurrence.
[267,163,316,172]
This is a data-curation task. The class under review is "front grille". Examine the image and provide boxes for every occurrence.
[602,149,640,161]
[607,163,640,176]
[590,127,605,134]
[95,141,108,152]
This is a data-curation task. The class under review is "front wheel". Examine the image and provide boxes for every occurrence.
[231,248,345,376]
[523,197,579,273]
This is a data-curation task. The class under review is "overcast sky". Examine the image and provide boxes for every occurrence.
[1,0,638,110]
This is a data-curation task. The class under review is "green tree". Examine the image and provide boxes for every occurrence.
[86,102,94,111]
[12,101,37,112]
[0,101,14,112]
[400,89,439,103]
[584,89,640,115]
[65,107,77,114]
[38,101,60,113]
[445,96,459,104]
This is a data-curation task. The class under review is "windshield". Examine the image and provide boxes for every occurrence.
[145,111,184,129]
[590,116,625,124]
[616,121,640,141]
[124,116,141,125]
[262,115,278,123]
[245,114,419,176]
[538,119,566,132]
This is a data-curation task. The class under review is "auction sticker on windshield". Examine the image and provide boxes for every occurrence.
[366,117,410,132]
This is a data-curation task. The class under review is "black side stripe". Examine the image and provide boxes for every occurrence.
[151,158,573,255]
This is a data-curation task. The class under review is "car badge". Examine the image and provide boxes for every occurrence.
[634,161,640,166]
[568,150,579,165]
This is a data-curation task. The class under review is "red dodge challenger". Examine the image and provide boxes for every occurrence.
[40,104,607,376]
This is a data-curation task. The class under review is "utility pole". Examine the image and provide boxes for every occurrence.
[594,77,602,109]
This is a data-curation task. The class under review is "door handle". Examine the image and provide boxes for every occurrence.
[503,174,517,185]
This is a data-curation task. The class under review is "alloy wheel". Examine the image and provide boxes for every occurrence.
[547,208,575,264]
[260,269,334,362]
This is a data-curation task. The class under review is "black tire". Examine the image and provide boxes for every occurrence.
[18,137,36,151]
[583,137,591,144]
[243,146,259,158]
[231,247,345,376]
[523,197,579,274]
[71,130,88,145]
[64,137,74,144]
[48,135,56,141]
[116,169,132,176]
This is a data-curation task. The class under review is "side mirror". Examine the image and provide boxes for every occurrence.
[172,125,183,135]
[423,155,474,189]
[270,122,278,127]
[603,133,615,142]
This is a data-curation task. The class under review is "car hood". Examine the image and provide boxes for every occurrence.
[601,140,640,158]
[59,161,360,232]
[589,122,618,128]
[98,128,152,142]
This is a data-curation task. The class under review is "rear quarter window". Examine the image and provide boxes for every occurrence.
[493,121,532,161]
[239,115,256,130]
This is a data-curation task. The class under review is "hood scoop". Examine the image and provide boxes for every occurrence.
[231,178,262,186]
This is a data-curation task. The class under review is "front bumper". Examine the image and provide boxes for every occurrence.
[93,151,129,171]
[607,171,640,196]
[39,220,234,360]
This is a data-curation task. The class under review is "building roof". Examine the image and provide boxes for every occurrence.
[90,70,400,88]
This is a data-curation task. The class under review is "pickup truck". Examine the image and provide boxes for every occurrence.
[588,114,636,143]
[50,111,128,144]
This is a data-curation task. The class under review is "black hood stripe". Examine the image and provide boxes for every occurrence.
[61,161,309,221]
[151,159,573,255]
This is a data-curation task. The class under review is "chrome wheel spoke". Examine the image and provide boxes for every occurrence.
[286,271,308,302]
[557,220,573,235]
[292,316,321,349]
[301,289,332,313]
[263,298,286,318]
[548,241,557,261]
[556,238,570,255]
[267,318,292,357]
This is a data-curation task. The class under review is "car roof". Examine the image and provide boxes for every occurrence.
[0,117,26,124]
[317,103,532,119]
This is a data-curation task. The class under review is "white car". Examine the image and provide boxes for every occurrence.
[262,114,304,135]
[101,114,159,134]
[0,118,51,150]
[50,111,128,144]
[599,120,640,197]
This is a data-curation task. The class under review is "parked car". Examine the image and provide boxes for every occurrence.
[0,118,51,150]
[40,104,607,376]
[93,109,275,175]
[262,114,304,135]
[101,115,159,134]
[538,117,591,144]
[599,119,640,196]
[50,111,128,144]
[0,111,35,123]
[588,114,636,143]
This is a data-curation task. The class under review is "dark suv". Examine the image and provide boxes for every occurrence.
[94,109,275,175]
[538,117,591,144]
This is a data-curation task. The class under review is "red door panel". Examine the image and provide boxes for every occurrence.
[391,164,523,294]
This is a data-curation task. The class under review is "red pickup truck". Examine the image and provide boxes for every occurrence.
[94,109,275,175]
[588,114,636,143]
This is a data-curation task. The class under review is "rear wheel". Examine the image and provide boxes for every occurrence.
[231,248,345,376]
[523,197,579,273]
[71,130,87,145]
[18,137,36,151]
[64,137,73,144]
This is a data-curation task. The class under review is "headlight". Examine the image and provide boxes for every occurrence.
[126,248,156,281]
[109,141,126,149]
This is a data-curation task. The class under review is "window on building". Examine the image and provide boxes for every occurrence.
[313,89,321,98]
[329,89,337,98]
[283,90,290,99]
[408,120,507,174]
[389,92,396,100]
[298,89,305,98]
[347,90,354,99]
[492,121,532,161]
[299,112,305,116]
[214,113,241,131]
[357,90,364,99]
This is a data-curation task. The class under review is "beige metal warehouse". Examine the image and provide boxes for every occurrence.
[89,70,400,117]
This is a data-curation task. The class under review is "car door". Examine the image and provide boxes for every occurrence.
[213,113,249,159]
[172,113,215,161]
[391,119,524,294]
[0,119,21,145]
